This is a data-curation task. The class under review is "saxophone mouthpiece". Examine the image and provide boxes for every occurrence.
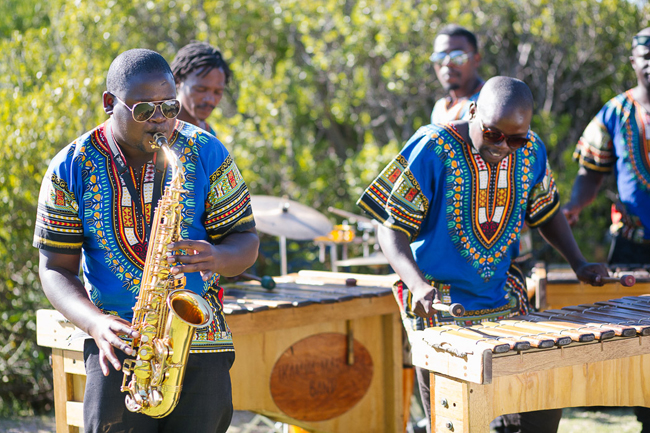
[151,132,168,150]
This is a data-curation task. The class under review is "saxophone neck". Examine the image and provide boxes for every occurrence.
[152,133,185,187]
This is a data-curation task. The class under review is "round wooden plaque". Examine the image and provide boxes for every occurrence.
[269,332,373,421]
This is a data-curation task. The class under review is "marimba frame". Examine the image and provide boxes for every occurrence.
[412,305,650,432]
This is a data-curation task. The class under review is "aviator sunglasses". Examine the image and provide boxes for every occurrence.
[429,50,471,67]
[478,118,530,150]
[633,35,650,48]
[111,93,181,122]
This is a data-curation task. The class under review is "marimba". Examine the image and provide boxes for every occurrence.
[411,295,650,433]
[528,263,650,310]
[37,271,404,433]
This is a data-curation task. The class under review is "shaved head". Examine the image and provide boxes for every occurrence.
[106,49,173,98]
[468,76,534,165]
[631,28,650,91]
[476,76,534,120]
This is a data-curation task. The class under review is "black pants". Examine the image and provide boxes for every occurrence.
[608,233,650,265]
[608,234,650,429]
[415,366,563,433]
[83,339,235,433]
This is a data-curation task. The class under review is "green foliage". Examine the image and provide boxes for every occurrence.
[1,0,649,412]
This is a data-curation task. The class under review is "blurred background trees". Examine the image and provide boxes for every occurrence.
[1,0,648,414]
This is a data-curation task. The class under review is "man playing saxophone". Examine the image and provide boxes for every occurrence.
[34,48,259,433]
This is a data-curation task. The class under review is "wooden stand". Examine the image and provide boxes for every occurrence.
[37,271,404,433]
[411,314,650,432]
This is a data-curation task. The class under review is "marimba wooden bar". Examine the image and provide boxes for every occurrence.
[37,271,403,433]
[411,295,650,433]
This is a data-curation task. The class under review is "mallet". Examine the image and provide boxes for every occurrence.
[433,302,466,317]
[600,274,636,287]
[240,272,277,290]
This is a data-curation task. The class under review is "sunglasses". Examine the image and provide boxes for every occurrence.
[479,118,530,150]
[633,35,650,48]
[112,94,181,122]
[429,50,471,67]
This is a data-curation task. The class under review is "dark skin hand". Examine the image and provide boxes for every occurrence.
[536,210,609,285]
[378,211,610,319]
[168,228,259,280]
[562,167,605,226]
[377,225,440,318]
[39,228,259,376]
[38,250,139,376]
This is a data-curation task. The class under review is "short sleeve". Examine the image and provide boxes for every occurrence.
[33,147,84,254]
[204,154,255,242]
[357,129,435,241]
[573,100,618,173]
[525,160,561,227]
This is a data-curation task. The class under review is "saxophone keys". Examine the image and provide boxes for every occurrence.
[149,389,163,408]
[133,360,152,380]
[144,312,159,326]
[138,344,154,361]
[125,394,143,413]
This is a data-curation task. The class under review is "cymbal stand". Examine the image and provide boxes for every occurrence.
[357,220,376,257]
[280,235,287,276]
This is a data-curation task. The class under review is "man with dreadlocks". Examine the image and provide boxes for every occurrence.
[171,42,232,136]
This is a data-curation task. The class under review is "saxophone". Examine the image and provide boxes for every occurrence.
[121,132,213,418]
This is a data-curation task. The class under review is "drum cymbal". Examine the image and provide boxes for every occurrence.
[251,195,333,240]
[327,207,373,224]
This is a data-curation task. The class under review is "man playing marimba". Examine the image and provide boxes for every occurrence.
[563,27,650,432]
[358,76,610,433]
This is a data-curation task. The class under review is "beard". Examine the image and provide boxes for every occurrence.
[444,83,461,91]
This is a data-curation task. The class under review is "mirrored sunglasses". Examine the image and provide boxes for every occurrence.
[112,94,181,122]
[479,118,530,150]
[429,50,471,66]
[633,35,650,48]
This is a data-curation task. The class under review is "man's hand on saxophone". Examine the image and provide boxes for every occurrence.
[38,250,141,377]
[167,228,259,281]
[87,314,139,376]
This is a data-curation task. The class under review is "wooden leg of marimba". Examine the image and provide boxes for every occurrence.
[51,348,76,433]
[431,373,491,433]
[402,366,414,433]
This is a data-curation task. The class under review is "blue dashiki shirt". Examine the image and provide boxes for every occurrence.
[33,120,255,353]
[573,90,650,242]
[357,124,560,328]
[430,83,483,123]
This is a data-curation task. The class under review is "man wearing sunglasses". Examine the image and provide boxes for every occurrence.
[429,24,484,123]
[563,27,650,431]
[358,76,609,433]
[171,42,232,136]
[34,48,259,433]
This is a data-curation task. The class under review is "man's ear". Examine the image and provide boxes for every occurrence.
[468,102,477,120]
[103,91,115,115]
